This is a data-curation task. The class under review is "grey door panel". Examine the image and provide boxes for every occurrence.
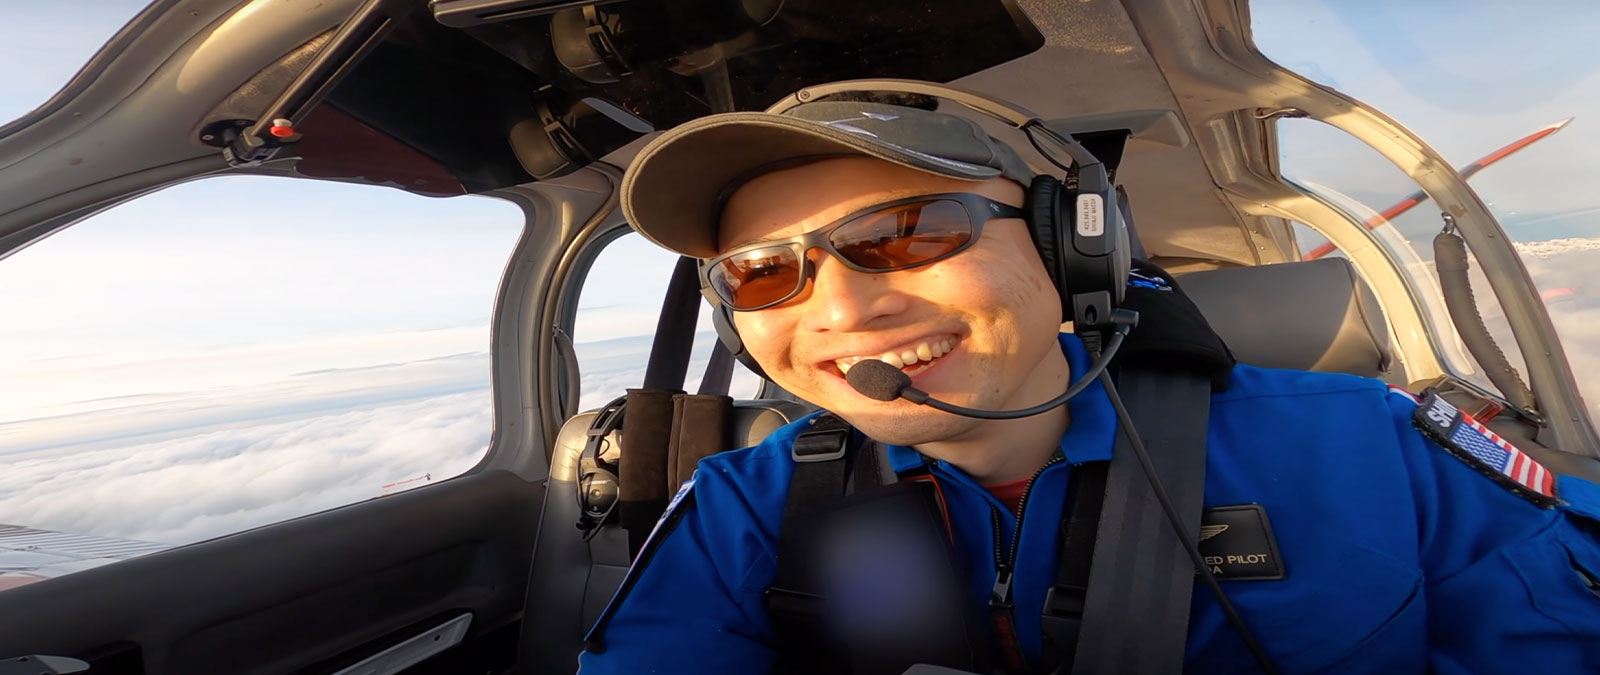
[0,470,542,675]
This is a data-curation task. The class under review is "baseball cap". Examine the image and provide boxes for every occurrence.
[620,100,1035,259]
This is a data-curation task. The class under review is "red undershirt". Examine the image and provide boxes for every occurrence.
[984,475,1033,515]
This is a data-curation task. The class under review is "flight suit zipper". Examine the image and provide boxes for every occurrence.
[988,454,1064,672]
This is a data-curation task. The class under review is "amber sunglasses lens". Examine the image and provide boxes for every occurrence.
[708,246,805,309]
[709,199,983,309]
[828,199,973,269]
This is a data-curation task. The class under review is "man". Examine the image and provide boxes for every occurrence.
[577,96,1600,673]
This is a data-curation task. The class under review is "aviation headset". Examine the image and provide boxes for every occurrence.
[576,394,626,537]
[707,79,1133,378]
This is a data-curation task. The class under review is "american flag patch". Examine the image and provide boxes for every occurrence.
[1412,389,1557,507]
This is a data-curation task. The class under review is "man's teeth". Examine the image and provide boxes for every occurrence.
[837,339,955,374]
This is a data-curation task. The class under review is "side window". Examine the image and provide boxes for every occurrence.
[573,232,762,410]
[1290,221,1343,261]
[1276,118,1503,392]
[0,176,522,587]
[1256,0,1600,431]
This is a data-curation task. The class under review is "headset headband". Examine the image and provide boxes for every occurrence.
[767,78,1103,171]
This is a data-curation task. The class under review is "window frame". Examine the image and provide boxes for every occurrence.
[554,223,778,418]
[553,221,635,413]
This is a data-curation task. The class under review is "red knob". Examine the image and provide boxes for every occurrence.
[268,118,295,138]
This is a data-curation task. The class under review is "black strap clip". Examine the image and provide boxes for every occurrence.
[793,415,853,462]
[1039,583,1087,657]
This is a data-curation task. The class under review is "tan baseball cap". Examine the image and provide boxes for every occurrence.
[621,100,1035,259]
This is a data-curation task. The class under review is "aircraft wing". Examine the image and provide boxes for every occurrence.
[0,524,172,590]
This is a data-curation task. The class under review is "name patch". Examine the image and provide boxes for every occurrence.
[1197,504,1285,581]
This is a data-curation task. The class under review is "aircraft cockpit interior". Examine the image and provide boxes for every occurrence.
[1,0,1597,673]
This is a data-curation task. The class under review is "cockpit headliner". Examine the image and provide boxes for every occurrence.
[0,0,1300,270]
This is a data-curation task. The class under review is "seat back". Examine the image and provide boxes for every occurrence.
[521,398,813,674]
[1178,258,1393,377]
[1181,259,1600,482]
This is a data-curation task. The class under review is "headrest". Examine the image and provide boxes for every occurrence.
[1177,258,1393,377]
[549,399,814,481]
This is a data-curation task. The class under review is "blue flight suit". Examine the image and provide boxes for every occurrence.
[579,334,1600,673]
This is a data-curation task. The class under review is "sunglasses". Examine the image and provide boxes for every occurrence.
[701,192,1025,311]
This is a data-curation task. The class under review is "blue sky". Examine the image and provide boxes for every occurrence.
[1,2,152,127]
[0,0,1596,551]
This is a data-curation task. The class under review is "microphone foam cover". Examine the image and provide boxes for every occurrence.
[845,360,911,402]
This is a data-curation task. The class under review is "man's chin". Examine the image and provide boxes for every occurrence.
[785,375,990,444]
[835,405,984,447]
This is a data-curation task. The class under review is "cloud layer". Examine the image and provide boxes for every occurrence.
[1499,242,1600,413]
[0,324,756,548]
[0,390,491,545]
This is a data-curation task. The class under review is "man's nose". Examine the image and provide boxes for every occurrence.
[797,251,909,332]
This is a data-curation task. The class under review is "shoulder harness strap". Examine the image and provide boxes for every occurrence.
[767,413,895,674]
[1053,260,1230,673]
[769,414,859,611]
[1069,366,1212,674]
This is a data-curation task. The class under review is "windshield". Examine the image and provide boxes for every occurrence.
[1,2,152,126]
[1253,0,1600,422]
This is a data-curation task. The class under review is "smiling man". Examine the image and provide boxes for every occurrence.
[577,96,1600,674]
[716,156,1069,482]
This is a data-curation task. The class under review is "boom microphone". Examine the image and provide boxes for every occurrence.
[844,360,919,402]
[843,327,1130,420]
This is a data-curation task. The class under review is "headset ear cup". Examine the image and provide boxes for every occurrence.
[712,305,767,379]
[1025,175,1071,320]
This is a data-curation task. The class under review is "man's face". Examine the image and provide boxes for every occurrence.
[720,157,1065,446]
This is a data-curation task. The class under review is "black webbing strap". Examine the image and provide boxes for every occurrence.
[768,418,978,675]
[767,413,877,675]
[619,256,703,556]
[1037,459,1108,667]
[772,414,857,594]
[642,256,703,390]
[698,341,737,396]
[1040,259,1229,673]
[1068,366,1212,674]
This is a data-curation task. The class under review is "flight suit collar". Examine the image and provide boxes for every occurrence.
[884,332,1118,475]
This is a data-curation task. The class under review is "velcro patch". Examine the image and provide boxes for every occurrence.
[1412,389,1557,507]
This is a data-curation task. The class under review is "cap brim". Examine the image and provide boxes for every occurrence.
[621,113,1002,258]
